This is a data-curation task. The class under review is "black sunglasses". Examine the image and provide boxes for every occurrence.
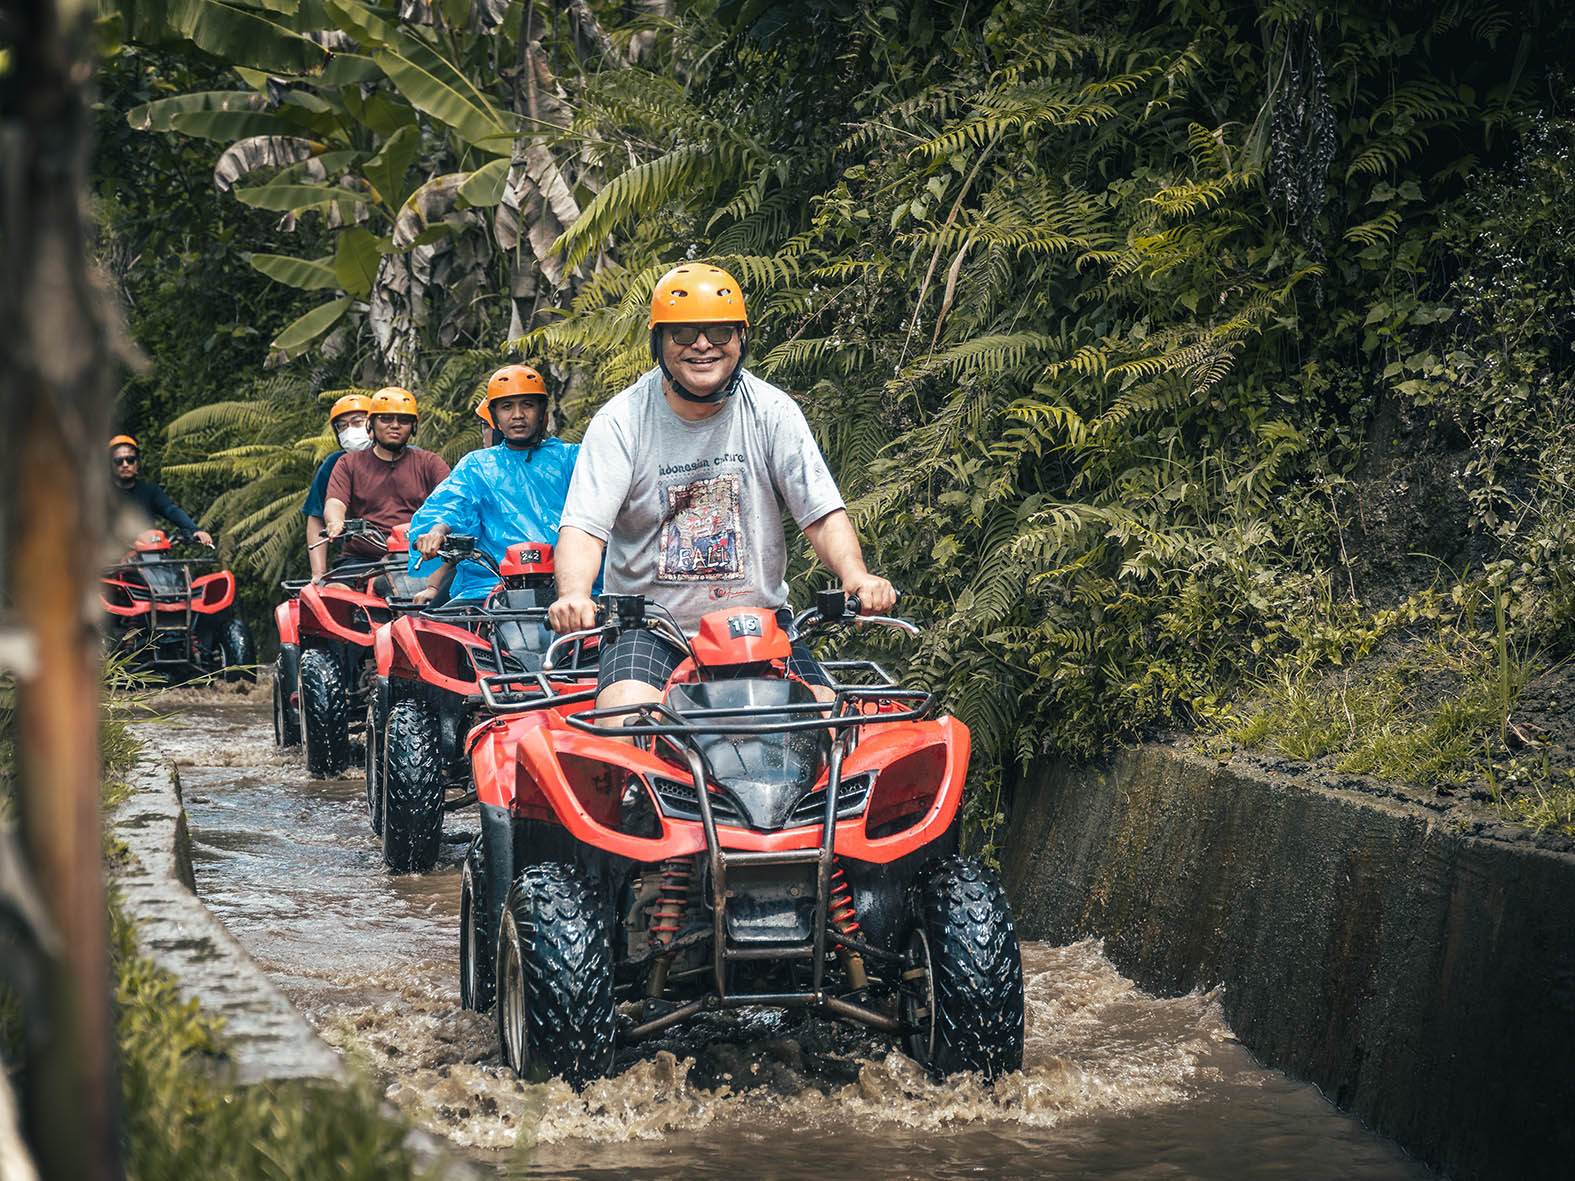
[667,323,739,347]
[112,456,139,466]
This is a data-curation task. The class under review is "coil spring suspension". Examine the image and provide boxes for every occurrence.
[644,858,691,997]
[828,864,860,940]
[827,862,869,992]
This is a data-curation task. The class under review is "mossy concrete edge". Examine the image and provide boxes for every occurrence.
[1002,743,1575,1181]
[109,749,480,1178]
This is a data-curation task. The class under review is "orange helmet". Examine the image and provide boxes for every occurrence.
[109,434,139,452]
[479,365,548,441]
[369,386,418,419]
[648,265,751,403]
[648,264,749,328]
[328,393,372,425]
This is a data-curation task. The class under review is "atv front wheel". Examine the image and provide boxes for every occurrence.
[459,838,493,1010]
[273,647,300,747]
[298,648,350,777]
[380,698,443,872]
[496,862,615,1085]
[900,856,1025,1081]
[219,617,256,683]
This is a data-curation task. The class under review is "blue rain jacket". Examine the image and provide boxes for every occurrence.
[408,437,580,601]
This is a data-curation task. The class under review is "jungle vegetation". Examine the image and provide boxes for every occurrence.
[89,0,1575,838]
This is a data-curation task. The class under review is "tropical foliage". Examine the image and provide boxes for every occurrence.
[95,0,1575,831]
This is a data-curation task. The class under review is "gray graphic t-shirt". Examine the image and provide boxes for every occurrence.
[559,368,844,634]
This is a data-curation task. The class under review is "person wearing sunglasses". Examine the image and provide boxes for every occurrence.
[108,434,213,547]
[547,263,895,715]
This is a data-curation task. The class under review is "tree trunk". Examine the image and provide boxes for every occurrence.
[0,2,121,1178]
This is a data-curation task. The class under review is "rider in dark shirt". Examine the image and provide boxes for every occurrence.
[110,435,212,546]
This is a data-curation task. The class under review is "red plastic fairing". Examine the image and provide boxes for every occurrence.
[469,712,552,810]
[387,523,410,552]
[297,583,384,646]
[190,571,236,614]
[373,620,395,676]
[502,713,971,866]
[500,542,554,578]
[274,599,300,646]
[100,577,151,616]
[384,614,488,694]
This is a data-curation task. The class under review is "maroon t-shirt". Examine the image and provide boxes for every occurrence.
[326,446,450,556]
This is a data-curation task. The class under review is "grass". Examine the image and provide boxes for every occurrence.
[1224,581,1575,832]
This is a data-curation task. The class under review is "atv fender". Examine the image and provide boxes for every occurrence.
[100,575,152,617]
[374,620,396,677]
[190,570,236,614]
[387,613,489,696]
[479,801,513,958]
[297,582,382,647]
[274,599,300,647]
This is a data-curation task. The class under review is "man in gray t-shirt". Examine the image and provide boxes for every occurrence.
[549,263,895,712]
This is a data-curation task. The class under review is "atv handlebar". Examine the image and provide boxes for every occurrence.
[543,588,918,672]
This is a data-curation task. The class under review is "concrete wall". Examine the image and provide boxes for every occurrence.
[1002,744,1575,1181]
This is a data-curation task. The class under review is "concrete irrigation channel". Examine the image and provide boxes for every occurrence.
[106,686,1474,1177]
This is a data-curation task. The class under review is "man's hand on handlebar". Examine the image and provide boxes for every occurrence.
[843,572,896,615]
[415,524,448,560]
[192,529,214,547]
[548,593,597,635]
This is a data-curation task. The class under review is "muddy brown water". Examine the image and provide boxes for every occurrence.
[156,690,1428,1178]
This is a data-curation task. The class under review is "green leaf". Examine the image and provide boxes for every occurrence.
[333,227,381,296]
[457,157,510,207]
[169,108,294,142]
[248,252,338,290]
[125,90,262,133]
[321,0,393,47]
[127,0,330,75]
[234,182,368,212]
[319,52,383,86]
[271,296,352,354]
[361,124,420,208]
[373,38,510,154]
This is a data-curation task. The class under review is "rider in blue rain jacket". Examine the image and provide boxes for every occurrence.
[408,364,580,605]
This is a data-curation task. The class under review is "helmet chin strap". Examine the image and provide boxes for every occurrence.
[659,357,744,404]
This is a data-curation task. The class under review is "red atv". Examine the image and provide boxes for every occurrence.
[271,520,424,777]
[101,529,255,683]
[462,591,1024,1085]
[368,538,596,873]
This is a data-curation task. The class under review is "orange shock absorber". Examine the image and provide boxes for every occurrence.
[645,858,690,996]
[828,862,869,992]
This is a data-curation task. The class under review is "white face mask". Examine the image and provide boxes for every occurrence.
[338,424,373,452]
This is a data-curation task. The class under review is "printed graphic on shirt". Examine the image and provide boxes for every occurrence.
[658,473,744,582]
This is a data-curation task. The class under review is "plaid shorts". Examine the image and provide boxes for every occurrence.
[598,620,830,694]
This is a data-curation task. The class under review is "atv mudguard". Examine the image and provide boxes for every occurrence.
[296,582,386,647]
[378,612,490,696]
[274,598,301,647]
[189,570,236,614]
